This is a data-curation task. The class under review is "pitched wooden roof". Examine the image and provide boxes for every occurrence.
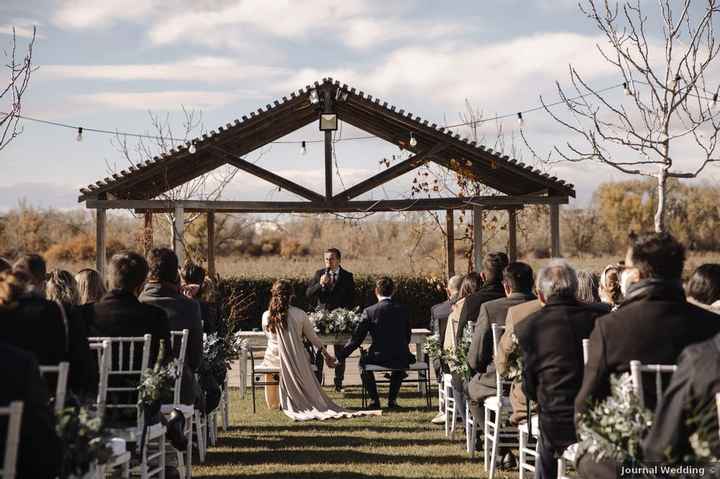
[79,78,574,202]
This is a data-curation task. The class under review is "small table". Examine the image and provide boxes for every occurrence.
[237,328,432,397]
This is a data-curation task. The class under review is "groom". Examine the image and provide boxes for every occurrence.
[336,277,413,409]
[306,248,356,391]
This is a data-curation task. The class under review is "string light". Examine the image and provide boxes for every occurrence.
[188,142,197,154]
[409,132,417,147]
[76,127,83,142]
[300,140,307,155]
[623,82,632,96]
[671,75,681,90]
[517,112,524,126]
[713,93,718,107]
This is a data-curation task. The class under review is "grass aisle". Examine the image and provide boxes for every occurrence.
[194,386,518,478]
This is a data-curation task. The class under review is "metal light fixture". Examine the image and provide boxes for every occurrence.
[319,113,338,131]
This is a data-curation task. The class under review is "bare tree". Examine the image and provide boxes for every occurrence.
[545,0,720,232]
[1,26,35,151]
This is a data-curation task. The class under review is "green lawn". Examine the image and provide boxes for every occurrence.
[194,386,519,479]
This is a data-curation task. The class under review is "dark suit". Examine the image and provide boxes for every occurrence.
[642,333,720,463]
[62,303,99,399]
[0,342,62,479]
[466,291,535,422]
[306,267,356,386]
[337,298,413,405]
[455,281,506,347]
[575,279,720,479]
[140,282,203,405]
[517,296,605,479]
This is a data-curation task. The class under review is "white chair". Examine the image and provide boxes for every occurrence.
[0,401,23,479]
[716,392,720,430]
[442,373,460,439]
[483,323,518,479]
[39,362,69,415]
[161,329,193,478]
[465,399,477,455]
[629,360,678,408]
[89,335,166,479]
[518,414,539,479]
[208,375,230,446]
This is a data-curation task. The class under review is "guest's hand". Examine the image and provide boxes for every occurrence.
[180,284,201,298]
[320,273,331,287]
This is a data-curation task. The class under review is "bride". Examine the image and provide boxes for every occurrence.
[259,280,381,420]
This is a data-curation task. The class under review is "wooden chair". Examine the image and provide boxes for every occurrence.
[629,360,678,408]
[249,347,280,414]
[39,362,69,415]
[483,323,518,479]
[0,402,23,479]
[359,352,432,409]
[89,335,166,479]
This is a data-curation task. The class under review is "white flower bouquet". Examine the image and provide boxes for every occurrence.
[446,323,473,380]
[309,307,362,336]
[424,335,445,363]
[503,333,524,383]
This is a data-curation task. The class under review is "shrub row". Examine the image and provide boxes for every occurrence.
[216,275,448,331]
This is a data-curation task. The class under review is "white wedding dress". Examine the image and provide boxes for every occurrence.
[261,306,381,421]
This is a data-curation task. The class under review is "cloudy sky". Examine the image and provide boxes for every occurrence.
[1,0,718,212]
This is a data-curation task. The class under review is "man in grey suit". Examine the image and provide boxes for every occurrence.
[466,262,535,462]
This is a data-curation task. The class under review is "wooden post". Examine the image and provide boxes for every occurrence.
[96,208,107,278]
[324,130,332,199]
[207,211,215,277]
[143,212,153,256]
[173,206,185,265]
[446,209,455,278]
[550,203,561,257]
[508,208,517,262]
[473,206,483,272]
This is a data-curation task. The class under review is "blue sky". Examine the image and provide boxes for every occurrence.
[1,0,718,211]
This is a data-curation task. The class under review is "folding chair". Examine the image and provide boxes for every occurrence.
[89,335,166,479]
[39,362,69,415]
[0,401,23,479]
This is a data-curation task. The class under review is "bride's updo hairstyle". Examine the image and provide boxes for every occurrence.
[267,279,294,333]
[0,271,25,311]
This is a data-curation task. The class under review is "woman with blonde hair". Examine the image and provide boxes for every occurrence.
[260,280,380,420]
[75,268,106,305]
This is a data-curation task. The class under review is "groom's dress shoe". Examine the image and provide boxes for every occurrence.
[363,402,381,410]
[387,402,401,410]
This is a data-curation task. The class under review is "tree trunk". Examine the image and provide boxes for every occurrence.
[655,168,667,233]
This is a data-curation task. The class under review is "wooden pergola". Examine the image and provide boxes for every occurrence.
[79,78,575,277]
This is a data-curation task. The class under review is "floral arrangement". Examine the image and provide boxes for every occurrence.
[56,405,113,479]
[503,333,524,383]
[577,373,654,463]
[202,332,247,385]
[309,307,362,336]
[446,324,473,381]
[682,400,720,463]
[423,334,445,363]
[137,340,178,407]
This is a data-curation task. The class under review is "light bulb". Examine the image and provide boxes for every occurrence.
[76,127,83,142]
[623,82,632,96]
[409,133,417,147]
[713,93,718,107]
[308,89,319,104]
[517,112,524,126]
[300,140,307,155]
[671,75,681,90]
[189,143,197,154]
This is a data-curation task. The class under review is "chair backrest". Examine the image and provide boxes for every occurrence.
[629,360,678,408]
[716,392,720,431]
[582,339,590,365]
[491,323,511,397]
[38,362,70,415]
[88,335,152,427]
[89,341,111,419]
[0,401,23,479]
[169,330,189,405]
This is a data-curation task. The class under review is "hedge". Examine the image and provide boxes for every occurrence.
[217,275,448,331]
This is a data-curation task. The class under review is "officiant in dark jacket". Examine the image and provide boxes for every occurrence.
[336,277,413,409]
[306,248,356,390]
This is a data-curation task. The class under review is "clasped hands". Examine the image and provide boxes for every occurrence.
[324,350,338,368]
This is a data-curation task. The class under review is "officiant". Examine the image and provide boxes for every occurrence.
[306,248,356,391]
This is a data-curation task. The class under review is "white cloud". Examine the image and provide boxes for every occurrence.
[0,23,43,39]
[41,57,288,83]
[53,0,159,29]
[341,18,465,49]
[72,90,254,111]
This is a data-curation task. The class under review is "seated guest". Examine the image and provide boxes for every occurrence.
[598,264,624,309]
[13,253,48,297]
[83,252,171,369]
[0,258,67,366]
[575,270,602,304]
[429,274,463,424]
[516,259,606,479]
[466,262,536,462]
[75,268,106,305]
[180,262,219,334]
[46,269,98,399]
[336,277,413,409]
[444,273,475,350]
[0,341,62,479]
[642,331,720,462]
[576,233,720,479]
[686,263,720,314]
[140,248,202,406]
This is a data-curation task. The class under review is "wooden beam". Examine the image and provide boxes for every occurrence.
[325,130,333,199]
[446,210,455,278]
[87,195,565,213]
[332,144,446,201]
[219,150,325,202]
[207,211,216,277]
[473,206,483,272]
[143,212,153,256]
[508,208,517,262]
[174,206,185,265]
[96,209,107,278]
[550,203,561,257]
